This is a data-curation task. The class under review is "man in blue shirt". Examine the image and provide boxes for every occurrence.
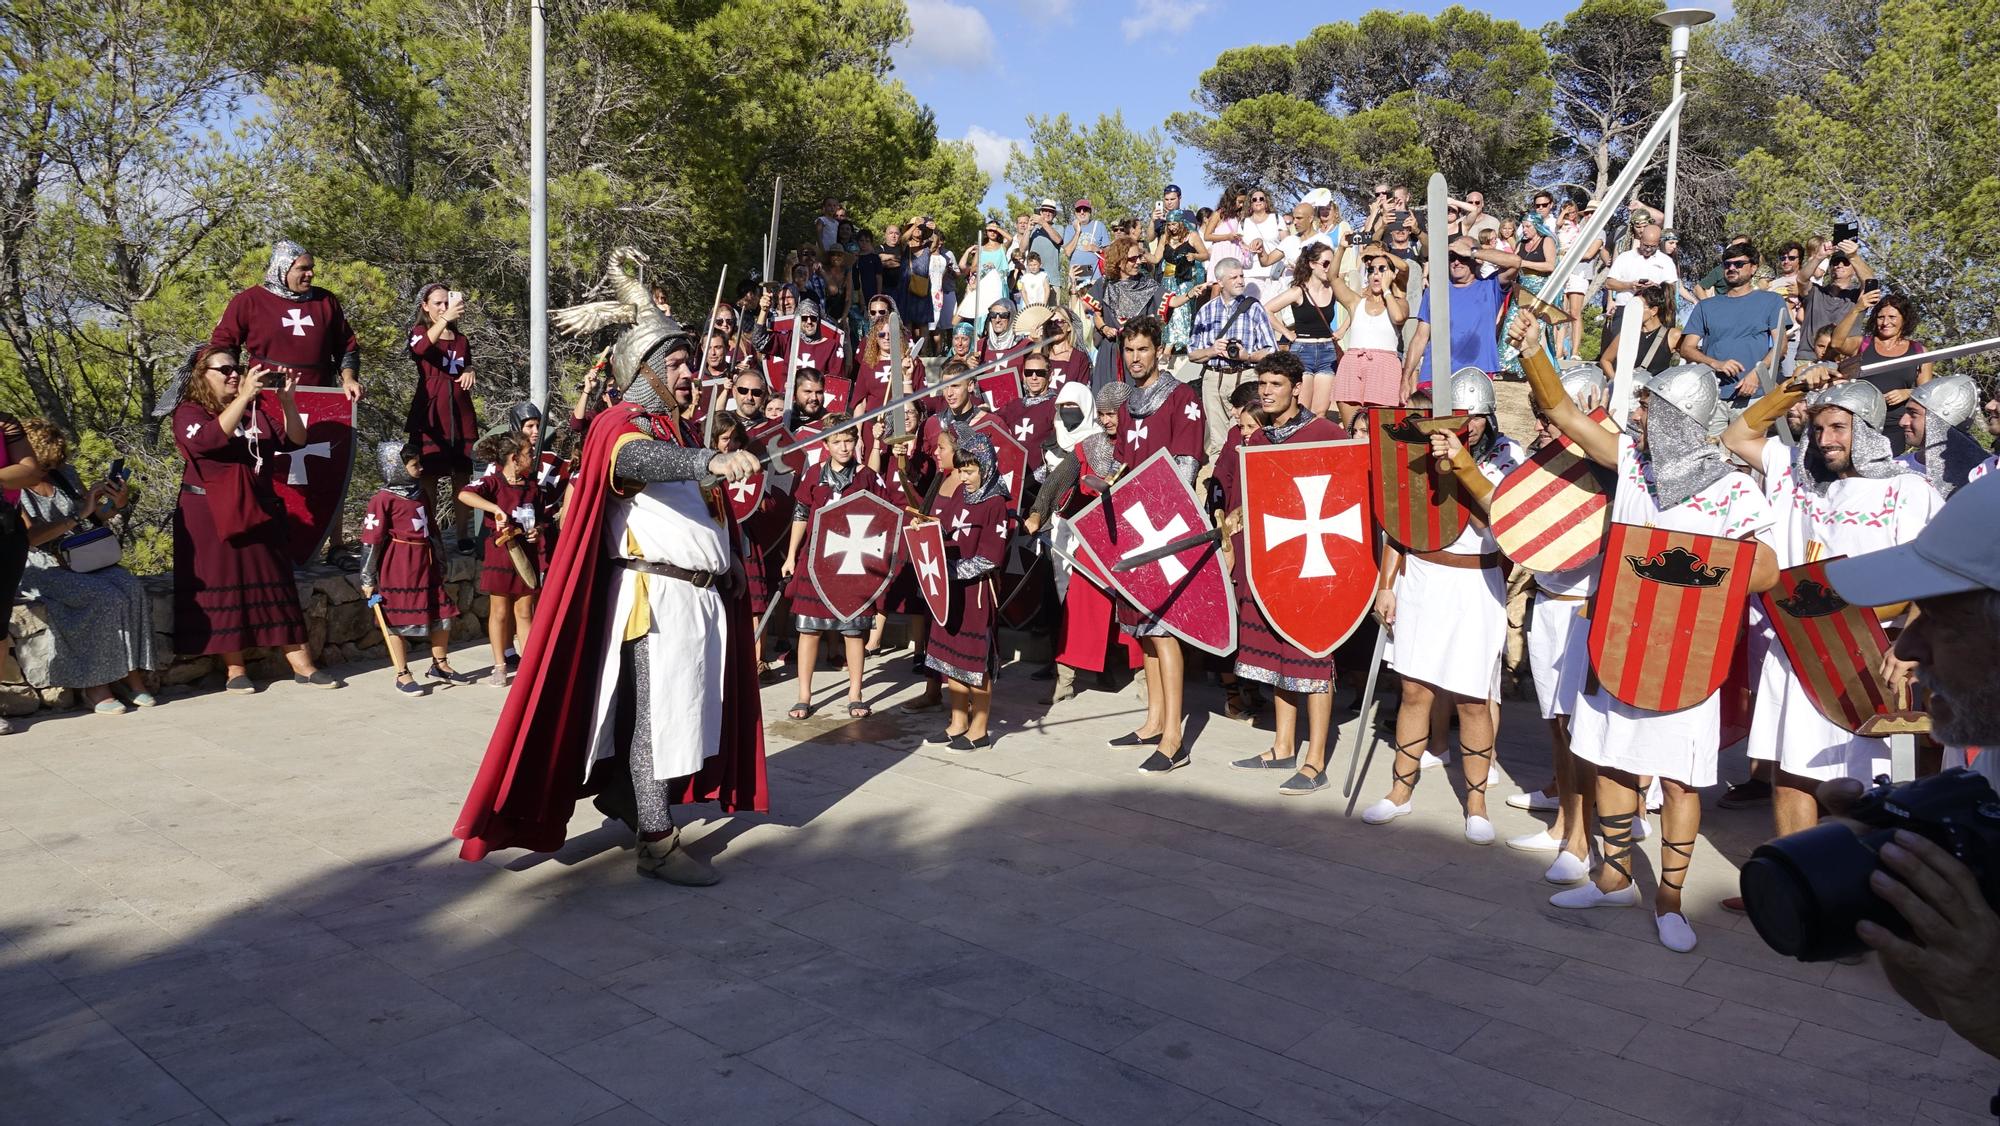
[1679,243,1788,401]
[1405,238,1514,400]
[1062,199,1111,286]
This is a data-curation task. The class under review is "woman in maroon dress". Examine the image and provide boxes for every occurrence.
[457,432,548,686]
[171,345,337,692]
[918,430,1011,752]
[1214,353,1346,795]
[405,283,479,542]
[359,442,471,694]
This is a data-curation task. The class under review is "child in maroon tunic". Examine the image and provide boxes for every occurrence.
[864,401,938,656]
[360,444,473,694]
[457,432,547,686]
[917,431,1011,752]
[782,415,885,720]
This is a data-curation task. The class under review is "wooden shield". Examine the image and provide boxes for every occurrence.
[1366,407,1467,553]
[1069,449,1237,656]
[1761,558,1896,733]
[1241,438,1376,658]
[724,471,768,522]
[1490,441,1615,574]
[774,423,824,478]
[258,386,356,565]
[972,417,1030,511]
[1588,522,1760,712]
[806,490,903,622]
[902,520,950,624]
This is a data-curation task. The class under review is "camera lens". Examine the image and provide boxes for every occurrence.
[1740,824,1906,962]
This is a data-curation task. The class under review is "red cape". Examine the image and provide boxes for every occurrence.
[453,403,768,861]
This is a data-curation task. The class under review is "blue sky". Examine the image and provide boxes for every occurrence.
[891,0,1719,213]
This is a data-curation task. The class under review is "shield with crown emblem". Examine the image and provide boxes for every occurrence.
[1760,557,1898,733]
[1588,522,1760,712]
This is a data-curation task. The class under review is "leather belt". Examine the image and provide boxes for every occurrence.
[1411,549,1502,570]
[1535,589,1590,602]
[620,558,721,588]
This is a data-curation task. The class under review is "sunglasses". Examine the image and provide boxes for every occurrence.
[1250,195,1268,202]
[1466,198,1483,206]
[990,310,1010,318]
[799,314,819,322]
[1367,264,1395,275]
[734,386,766,397]
[1534,201,1553,209]
[207,364,245,376]
[1780,252,1801,261]
[1124,254,1142,263]
[1373,190,1389,197]
[715,319,736,328]
[1023,367,1049,376]
[1723,258,1753,269]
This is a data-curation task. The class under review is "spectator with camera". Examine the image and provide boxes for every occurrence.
[1603,216,1680,311]
[1800,239,1873,343]
[11,419,158,714]
[1188,258,1277,459]
[1678,242,1788,401]
[170,345,336,693]
[405,282,478,547]
[1804,473,2000,1060]
[1831,289,1932,453]
[1061,199,1111,286]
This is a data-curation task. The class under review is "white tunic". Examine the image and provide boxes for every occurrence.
[585,475,732,784]
[1747,443,1943,780]
[1388,436,1523,699]
[1568,436,1774,786]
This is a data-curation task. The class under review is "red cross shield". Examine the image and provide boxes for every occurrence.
[806,490,904,623]
[724,471,768,523]
[257,386,356,564]
[774,423,825,479]
[902,520,951,624]
[1068,448,1236,656]
[1241,437,1376,658]
[972,417,1030,511]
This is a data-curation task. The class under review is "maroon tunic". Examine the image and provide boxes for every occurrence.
[171,399,307,655]
[923,488,1010,687]
[464,471,549,596]
[1112,378,1205,634]
[360,488,458,628]
[1045,348,1091,393]
[763,323,845,395]
[405,323,477,475]
[786,462,887,631]
[209,286,359,386]
[740,483,793,618]
[878,446,941,617]
[996,394,1057,468]
[1218,413,1349,691]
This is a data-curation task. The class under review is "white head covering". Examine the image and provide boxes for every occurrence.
[1052,381,1100,453]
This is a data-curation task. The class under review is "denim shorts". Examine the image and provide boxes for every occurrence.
[1293,339,1338,374]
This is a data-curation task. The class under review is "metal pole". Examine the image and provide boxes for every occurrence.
[1653,9,1713,230]
[529,0,549,410]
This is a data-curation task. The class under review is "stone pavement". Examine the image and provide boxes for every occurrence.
[2,650,1995,1126]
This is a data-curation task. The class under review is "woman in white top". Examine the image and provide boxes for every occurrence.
[1557,200,1603,363]
[1269,245,1406,426]
[1235,188,1285,296]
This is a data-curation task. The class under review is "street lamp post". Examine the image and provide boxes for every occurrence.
[529,0,549,410]
[1652,7,1714,229]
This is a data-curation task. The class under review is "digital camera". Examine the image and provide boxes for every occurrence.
[1740,768,2000,962]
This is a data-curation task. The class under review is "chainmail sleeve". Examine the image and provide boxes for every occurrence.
[358,541,382,589]
[1032,454,1078,525]
[1170,454,1198,487]
[953,554,997,580]
[612,438,714,484]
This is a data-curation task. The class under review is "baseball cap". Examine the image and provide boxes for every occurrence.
[1037,198,1059,213]
[1827,472,2000,604]
[1164,183,1182,195]
[1073,199,1093,211]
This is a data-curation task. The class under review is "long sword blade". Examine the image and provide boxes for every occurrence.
[1426,172,1451,418]
[1531,94,1686,309]
[1109,528,1222,572]
[699,265,729,447]
[760,341,1038,468]
[1342,628,1391,810]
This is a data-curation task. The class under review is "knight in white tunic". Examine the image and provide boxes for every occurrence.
[1511,316,1781,955]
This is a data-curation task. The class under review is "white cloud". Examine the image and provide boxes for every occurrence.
[963,126,1021,179]
[1120,0,1211,41]
[900,0,996,71]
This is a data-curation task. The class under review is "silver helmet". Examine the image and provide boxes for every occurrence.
[1449,366,1496,414]
[377,440,416,488]
[1558,364,1608,409]
[548,248,693,402]
[1640,363,1720,429]
[1808,380,1887,433]
[1908,374,1979,430]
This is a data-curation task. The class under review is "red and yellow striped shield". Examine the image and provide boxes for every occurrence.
[1588,523,1759,712]
[1760,558,1896,734]
[1490,441,1614,573]
[1366,408,1467,553]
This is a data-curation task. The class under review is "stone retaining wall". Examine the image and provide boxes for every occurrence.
[0,554,490,715]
